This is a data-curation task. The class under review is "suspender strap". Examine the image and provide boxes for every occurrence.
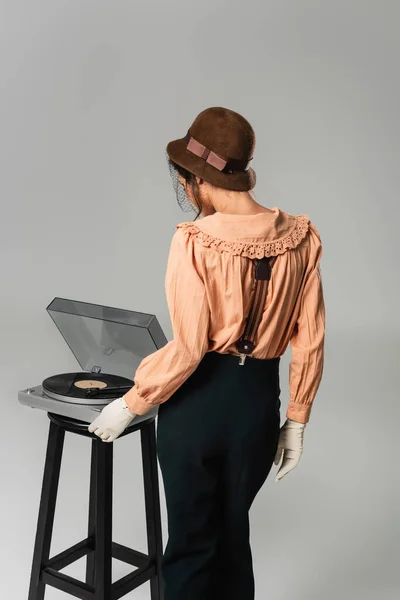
[236,255,278,357]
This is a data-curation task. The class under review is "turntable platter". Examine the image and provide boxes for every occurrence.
[42,372,134,405]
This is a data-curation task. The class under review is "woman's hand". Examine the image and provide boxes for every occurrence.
[274,418,306,481]
[88,396,137,442]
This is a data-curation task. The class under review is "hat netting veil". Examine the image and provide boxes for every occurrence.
[166,152,195,213]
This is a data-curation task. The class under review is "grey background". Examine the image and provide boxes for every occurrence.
[1,0,399,598]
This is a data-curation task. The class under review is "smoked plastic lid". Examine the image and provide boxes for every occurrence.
[46,297,168,379]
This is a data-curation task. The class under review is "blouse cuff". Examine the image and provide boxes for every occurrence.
[123,386,156,416]
[286,401,312,424]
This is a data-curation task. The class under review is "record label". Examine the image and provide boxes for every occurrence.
[74,379,107,390]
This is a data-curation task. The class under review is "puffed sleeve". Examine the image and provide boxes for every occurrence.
[123,227,210,415]
[287,223,326,424]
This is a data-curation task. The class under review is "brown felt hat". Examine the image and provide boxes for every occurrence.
[166,107,256,191]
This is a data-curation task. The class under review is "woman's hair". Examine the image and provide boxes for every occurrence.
[172,161,256,221]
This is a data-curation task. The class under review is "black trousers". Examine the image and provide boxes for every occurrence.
[156,351,281,600]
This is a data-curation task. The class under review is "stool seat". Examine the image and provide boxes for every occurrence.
[28,411,164,600]
[47,411,151,436]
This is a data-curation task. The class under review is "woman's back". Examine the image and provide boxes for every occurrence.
[176,207,318,357]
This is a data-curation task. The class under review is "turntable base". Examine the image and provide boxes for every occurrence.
[18,385,156,424]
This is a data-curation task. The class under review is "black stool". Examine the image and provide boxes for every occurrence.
[28,412,164,600]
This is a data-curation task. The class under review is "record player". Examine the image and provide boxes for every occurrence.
[18,297,168,423]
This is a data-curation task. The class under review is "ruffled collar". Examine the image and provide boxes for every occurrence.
[176,206,310,258]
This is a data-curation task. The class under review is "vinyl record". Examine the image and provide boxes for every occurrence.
[42,372,134,405]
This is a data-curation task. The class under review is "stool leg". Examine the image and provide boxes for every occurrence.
[93,438,113,600]
[28,420,65,600]
[141,421,164,600]
[86,438,97,586]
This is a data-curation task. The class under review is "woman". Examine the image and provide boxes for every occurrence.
[89,106,326,600]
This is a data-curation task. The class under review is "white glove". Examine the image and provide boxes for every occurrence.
[88,396,137,442]
[274,418,306,481]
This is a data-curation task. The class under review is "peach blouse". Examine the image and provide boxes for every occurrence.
[124,207,325,424]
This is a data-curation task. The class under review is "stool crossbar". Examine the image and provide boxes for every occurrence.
[27,412,164,600]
